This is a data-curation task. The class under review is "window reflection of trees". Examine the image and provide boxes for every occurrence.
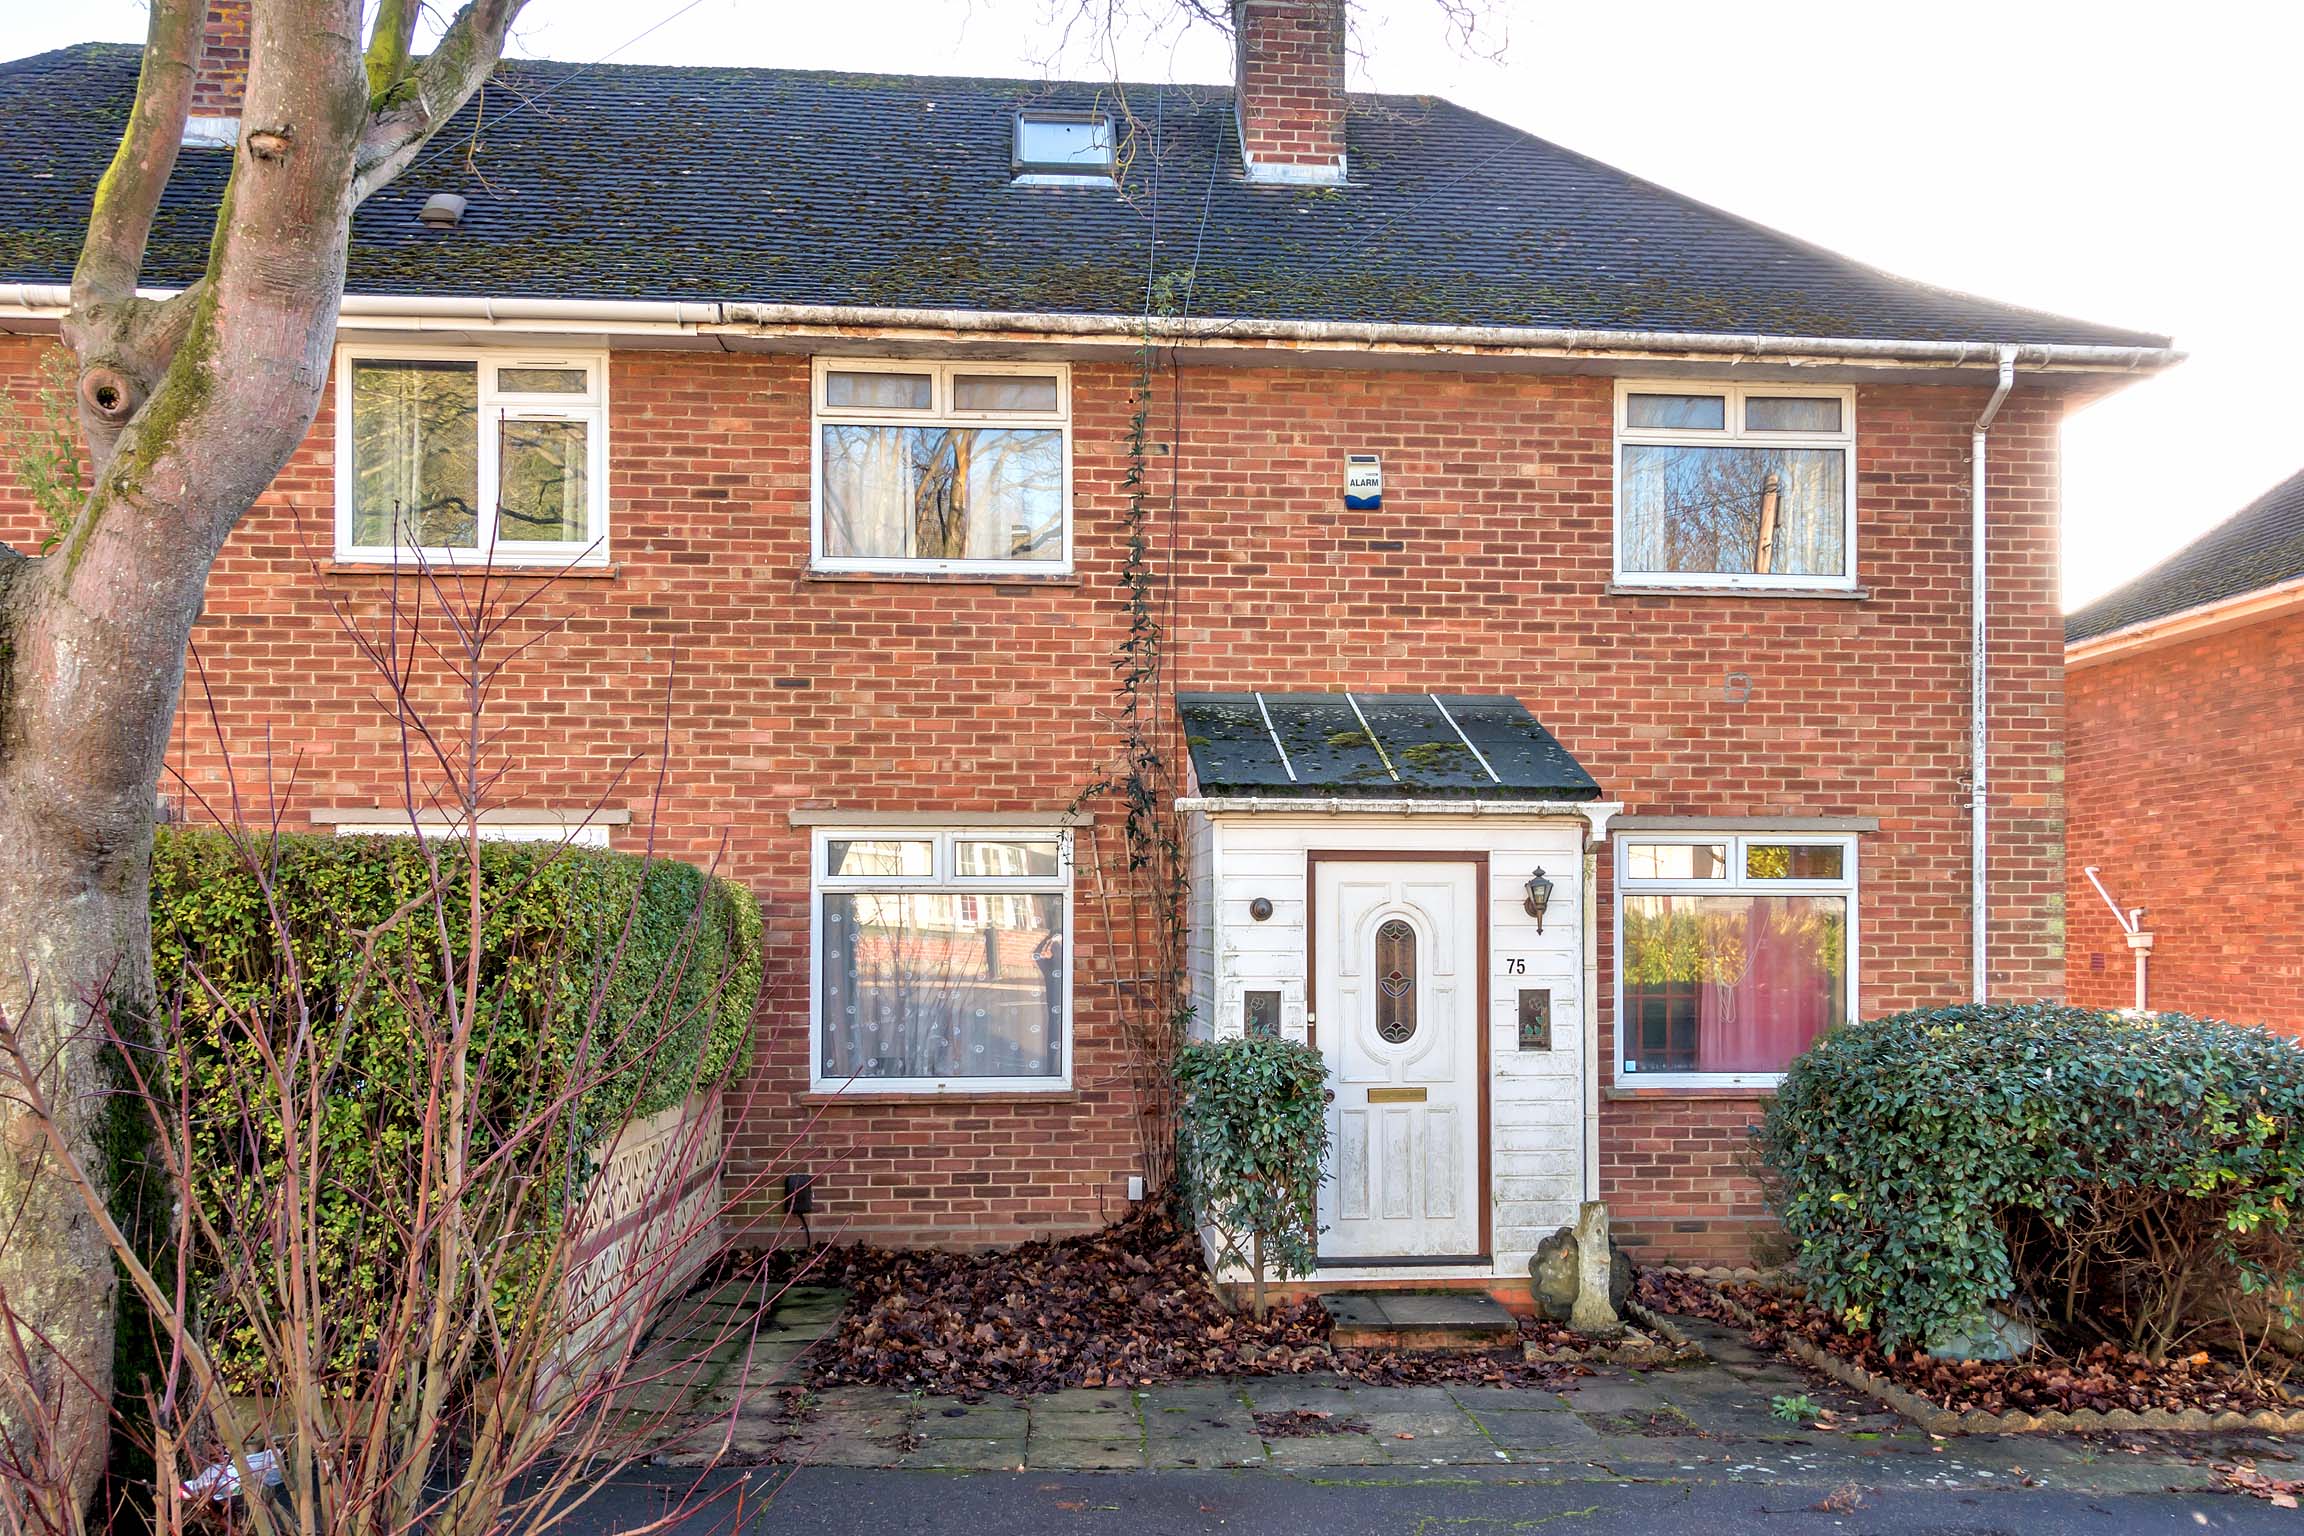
[352,361,479,548]
[496,419,588,543]
[1622,895,1846,1072]
[822,425,1062,561]
[1621,444,1845,577]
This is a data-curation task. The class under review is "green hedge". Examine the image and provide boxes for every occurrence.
[149,827,762,1376]
[1759,1003,2304,1351]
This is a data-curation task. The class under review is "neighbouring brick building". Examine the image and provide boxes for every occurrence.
[2065,468,2304,1029]
[0,1,2176,1274]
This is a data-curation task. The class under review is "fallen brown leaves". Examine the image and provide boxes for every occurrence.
[2217,1461,2303,1507]
[1638,1269,2300,1419]
[788,1205,1584,1396]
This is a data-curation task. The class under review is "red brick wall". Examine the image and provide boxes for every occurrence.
[194,1,251,118]
[2066,611,2304,1028]
[1233,0,1346,173]
[0,337,2070,1259]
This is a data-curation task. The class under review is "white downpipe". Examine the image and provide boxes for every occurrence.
[1970,346,2018,1003]
[2083,866,2154,1012]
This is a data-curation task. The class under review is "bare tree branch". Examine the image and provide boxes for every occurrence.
[71,0,202,311]
[352,0,532,206]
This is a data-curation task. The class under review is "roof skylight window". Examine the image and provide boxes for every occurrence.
[1014,111,1115,183]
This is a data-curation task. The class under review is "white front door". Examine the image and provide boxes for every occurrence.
[1312,857,1484,1263]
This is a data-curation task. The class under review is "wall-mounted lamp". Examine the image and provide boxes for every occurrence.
[1249,897,1274,922]
[1523,867,1554,932]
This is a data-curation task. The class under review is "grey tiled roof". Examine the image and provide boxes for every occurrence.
[0,44,2167,347]
[1179,693,1601,800]
[2066,467,2304,642]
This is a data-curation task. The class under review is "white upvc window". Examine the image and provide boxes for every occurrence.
[335,345,610,567]
[810,827,1073,1093]
[1013,110,1117,184]
[330,820,611,848]
[1614,832,1858,1088]
[810,358,1072,575]
[1612,381,1857,590]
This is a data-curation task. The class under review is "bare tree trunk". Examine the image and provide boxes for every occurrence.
[0,0,528,1508]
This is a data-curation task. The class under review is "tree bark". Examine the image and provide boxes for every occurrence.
[0,0,525,1508]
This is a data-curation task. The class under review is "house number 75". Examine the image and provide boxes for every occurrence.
[1503,957,1526,975]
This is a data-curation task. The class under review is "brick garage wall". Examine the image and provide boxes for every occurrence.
[2065,610,2304,1027]
[0,338,2070,1259]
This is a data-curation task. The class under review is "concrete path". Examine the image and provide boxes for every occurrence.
[628,1288,2300,1506]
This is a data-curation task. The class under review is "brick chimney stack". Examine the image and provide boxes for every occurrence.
[185,0,250,147]
[1232,0,1347,186]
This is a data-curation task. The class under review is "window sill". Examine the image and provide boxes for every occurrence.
[1607,582,1868,601]
[326,561,619,580]
[804,570,1081,588]
[1605,1084,1778,1101]
[803,1088,1079,1106]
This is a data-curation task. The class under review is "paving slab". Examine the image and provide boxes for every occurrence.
[1024,1429,1148,1470]
[1144,1412,1268,1469]
[1258,1431,1392,1467]
[1464,1408,1604,1454]
[1551,1376,1673,1415]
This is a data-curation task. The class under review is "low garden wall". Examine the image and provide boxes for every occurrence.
[556,1088,726,1404]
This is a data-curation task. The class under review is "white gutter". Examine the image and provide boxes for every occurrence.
[1970,345,2018,1004]
[2066,573,2304,668]
[0,283,2184,374]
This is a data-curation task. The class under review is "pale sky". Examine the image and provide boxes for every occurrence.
[8,0,2299,606]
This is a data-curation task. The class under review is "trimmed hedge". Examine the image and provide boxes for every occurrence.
[1759,1003,2304,1352]
[149,827,761,1376]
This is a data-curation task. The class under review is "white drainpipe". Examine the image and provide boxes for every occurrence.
[2083,866,2154,1012]
[1970,346,2018,1003]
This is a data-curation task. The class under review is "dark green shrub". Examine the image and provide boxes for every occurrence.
[1760,1003,2304,1355]
[1175,1036,1330,1316]
[148,827,761,1380]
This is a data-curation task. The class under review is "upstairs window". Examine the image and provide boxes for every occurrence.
[336,347,608,566]
[812,359,1071,574]
[1613,382,1855,590]
[1013,111,1115,183]
[1615,833,1857,1087]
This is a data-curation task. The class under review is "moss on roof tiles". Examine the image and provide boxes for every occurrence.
[0,43,2167,347]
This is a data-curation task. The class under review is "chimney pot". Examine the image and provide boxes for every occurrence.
[1232,0,1347,186]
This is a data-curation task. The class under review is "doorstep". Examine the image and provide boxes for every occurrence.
[1319,1291,1520,1352]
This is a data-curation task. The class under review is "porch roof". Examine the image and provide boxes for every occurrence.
[1177,693,1600,802]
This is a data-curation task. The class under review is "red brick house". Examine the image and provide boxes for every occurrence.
[0,1,2177,1273]
[2065,468,2304,1028]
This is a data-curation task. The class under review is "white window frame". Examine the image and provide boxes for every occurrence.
[1611,380,1857,592]
[809,357,1074,576]
[334,343,611,568]
[1012,109,1118,185]
[808,826,1075,1094]
[1613,831,1859,1089]
[330,819,611,848]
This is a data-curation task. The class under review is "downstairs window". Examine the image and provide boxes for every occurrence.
[1615,833,1856,1086]
[812,829,1072,1091]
